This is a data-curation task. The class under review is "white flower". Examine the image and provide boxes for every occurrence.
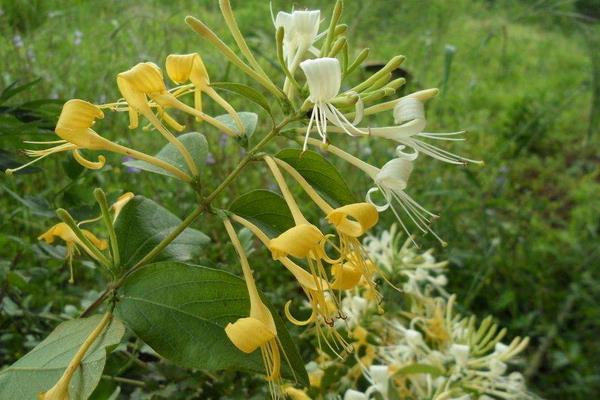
[365,149,444,244]
[366,96,481,165]
[344,389,368,400]
[303,57,341,102]
[300,57,364,149]
[292,10,321,53]
[450,344,470,367]
[365,365,390,397]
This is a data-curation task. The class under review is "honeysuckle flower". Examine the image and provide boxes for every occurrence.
[222,219,283,394]
[273,157,380,290]
[300,57,364,150]
[365,96,482,165]
[365,365,390,398]
[344,389,368,400]
[231,213,349,356]
[364,224,449,297]
[110,192,134,222]
[165,53,243,132]
[5,99,192,181]
[39,222,107,283]
[282,386,310,400]
[305,138,443,245]
[117,62,238,175]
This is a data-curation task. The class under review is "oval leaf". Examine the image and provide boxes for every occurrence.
[123,132,208,178]
[229,189,294,236]
[0,315,125,400]
[215,111,258,140]
[210,82,272,116]
[115,261,308,385]
[276,148,356,206]
[114,195,210,269]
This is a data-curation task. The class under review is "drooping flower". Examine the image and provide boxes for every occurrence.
[300,57,364,150]
[231,214,339,342]
[39,222,107,283]
[366,96,482,165]
[306,138,444,244]
[222,219,283,396]
[117,61,240,137]
[273,157,380,290]
[5,99,192,182]
[165,53,243,132]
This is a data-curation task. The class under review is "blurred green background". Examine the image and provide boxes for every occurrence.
[1,0,599,398]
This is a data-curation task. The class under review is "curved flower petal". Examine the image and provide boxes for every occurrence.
[225,316,276,353]
[269,223,325,259]
[327,202,379,237]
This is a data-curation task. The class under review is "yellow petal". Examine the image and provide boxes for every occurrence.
[56,99,103,130]
[284,386,312,400]
[327,202,378,237]
[82,230,108,250]
[118,62,166,94]
[38,223,77,245]
[225,317,276,353]
[111,192,134,220]
[330,262,362,290]
[166,53,210,86]
[269,224,324,259]
[55,100,109,150]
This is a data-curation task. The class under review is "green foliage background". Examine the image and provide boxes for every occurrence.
[0,0,599,398]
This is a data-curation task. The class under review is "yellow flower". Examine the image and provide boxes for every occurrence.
[273,157,380,291]
[223,219,283,395]
[330,261,362,290]
[166,53,243,132]
[39,222,107,283]
[326,203,378,238]
[111,192,134,221]
[6,100,191,181]
[117,62,239,137]
[231,214,350,356]
[283,386,312,400]
[269,223,325,260]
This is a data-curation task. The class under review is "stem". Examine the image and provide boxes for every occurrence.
[185,16,286,99]
[94,188,120,269]
[219,0,270,81]
[263,155,308,225]
[42,312,113,396]
[81,114,301,317]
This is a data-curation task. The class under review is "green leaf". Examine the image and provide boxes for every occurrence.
[115,261,308,385]
[123,132,208,178]
[0,314,125,400]
[393,363,445,377]
[229,189,294,236]
[276,148,357,207]
[114,196,210,269]
[215,111,258,149]
[210,82,272,116]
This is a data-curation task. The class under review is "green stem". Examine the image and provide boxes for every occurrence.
[80,114,300,317]
[94,188,120,270]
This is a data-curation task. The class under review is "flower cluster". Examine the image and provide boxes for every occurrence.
[284,226,531,400]
[6,53,245,183]
[7,1,495,398]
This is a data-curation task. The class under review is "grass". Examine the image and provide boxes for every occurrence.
[1,0,599,398]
